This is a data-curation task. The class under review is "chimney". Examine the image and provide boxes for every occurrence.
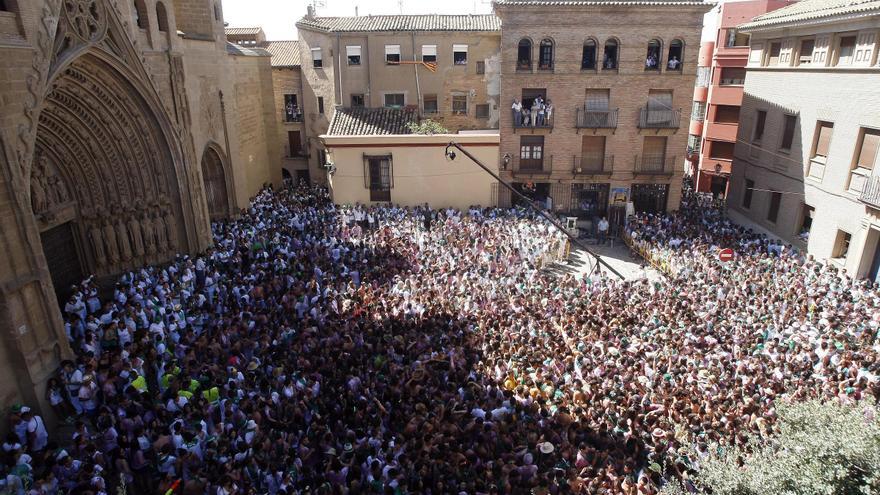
[355,6,359,16]
[306,5,315,20]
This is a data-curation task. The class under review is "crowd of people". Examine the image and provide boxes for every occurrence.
[3,182,879,494]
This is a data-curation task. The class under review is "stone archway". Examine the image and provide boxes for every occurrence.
[201,145,231,220]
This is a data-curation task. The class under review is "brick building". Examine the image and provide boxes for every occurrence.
[295,10,502,183]
[688,0,793,197]
[493,0,711,223]
[727,0,880,280]
[0,0,279,417]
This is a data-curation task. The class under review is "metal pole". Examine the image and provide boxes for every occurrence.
[445,141,626,280]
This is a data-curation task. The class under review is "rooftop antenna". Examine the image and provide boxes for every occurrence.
[310,0,327,13]
[398,0,404,14]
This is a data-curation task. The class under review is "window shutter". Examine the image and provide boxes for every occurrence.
[643,136,667,156]
[346,46,361,57]
[385,45,400,55]
[779,39,794,64]
[422,45,437,57]
[647,91,673,110]
[749,43,763,65]
[453,44,468,53]
[858,131,880,169]
[812,36,830,65]
[855,32,876,66]
[586,90,610,110]
[311,47,322,61]
[815,123,833,158]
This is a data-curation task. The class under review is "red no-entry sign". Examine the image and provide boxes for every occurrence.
[718,248,734,262]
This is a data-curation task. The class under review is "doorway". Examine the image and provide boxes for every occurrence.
[512,182,550,208]
[41,222,84,308]
[632,183,670,214]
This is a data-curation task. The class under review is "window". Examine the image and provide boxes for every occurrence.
[836,35,857,66]
[855,128,880,170]
[423,94,438,114]
[519,135,544,170]
[798,39,815,65]
[714,105,740,124]
[156,2,169,32]
[288,131,302,156]
[518,39,532,70]
[603,39,618,69]
[644,90,674,126]
[582,40,597,70]
[385,45,401,64]
[645,39,661,70]
[742,179,754,209]
[749,43,764,64]
[452,94,468,115]
[422,45,437,63]
[780,114,797,151]
[691,102,706,122]
[311,47,323,68]
[696,66,711,87]
[767,42,781,65]
[0,0,8,11]
[767,191,782,223]
[720,67,746,85]
[384,93,405,108]
[811,121,834,161]
[709,141,735,160]
[798,204,814,241]
[667,39,683,70]
[317,97,324,114]
[366,156,392,202]
[687,134,702,155]
[134,0,148,29]
[642,136,668,170]
[476,61,485,74]
[351,94,365,108]
[753,110,767,142]
[726,29,749,47]
[579,135,607,171]
[476,104,490,119]
[283,94,300,122]
[539,39,554,69]
[453,44,468,65]
[347,46,361,65]
[833,230,852,258]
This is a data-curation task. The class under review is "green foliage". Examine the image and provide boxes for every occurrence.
[661,400,880,495]
[405,119,448,135]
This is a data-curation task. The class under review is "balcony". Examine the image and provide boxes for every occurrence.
[284,145,308,159]
[576,108,618,129]
[638,107,681,129]
[283,112,304,123]
[573,154,613,174]
[511,155,553,175]
[634,154,676,175]
[860,175,880,208]
[513,114,554,131]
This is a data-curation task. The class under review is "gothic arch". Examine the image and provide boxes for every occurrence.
[200,142,233,220]
[26,0,209,281]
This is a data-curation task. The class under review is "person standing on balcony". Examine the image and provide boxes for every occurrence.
[512,99,522,127]
[521,106,530,127]
[530,99,539,127]
[537,96,546,127]
[545,99,554,126]
[668,56,680,70]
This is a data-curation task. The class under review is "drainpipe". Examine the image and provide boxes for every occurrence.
[411,32,421,117]
[335,33,343,105]
[365,36,372,106]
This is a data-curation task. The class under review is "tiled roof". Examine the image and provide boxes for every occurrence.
[327,107,418,136]
[264,40,301,67]
[225,27,262,36]
[740,0,880,30]
[494,0,708,6]
[296,14,500,33]
[225,43,272,58]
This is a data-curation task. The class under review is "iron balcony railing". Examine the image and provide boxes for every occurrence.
[859,175,880,209]
[283,112,304,123]
[576,108,618,129]
[634,154,677,175]
[573,154,613,174]
[513,113,554,129]
[638,107,682,129]
[512,155,553,174]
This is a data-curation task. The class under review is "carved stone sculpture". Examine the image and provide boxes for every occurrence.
[128,214,144,258]
[141,212,156,256]
[163,207,178,253]
[153,210,168,255]
[102,218,119,265]
[88,221,106,267]
[115,216,131,262]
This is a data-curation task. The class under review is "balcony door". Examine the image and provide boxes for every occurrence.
[288,131,302,157]
[520,135,544,171]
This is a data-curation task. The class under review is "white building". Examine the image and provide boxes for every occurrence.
[728,0,880,280]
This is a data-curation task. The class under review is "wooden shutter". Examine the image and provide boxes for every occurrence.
[858,130,880,169]
[855,31,876,66]
[812,35,830,65]
[581,136,605,155]
[814,123,833,158]
[779,39,794,65]
[643,136,667,156]
[648,91,673,110]
[586,89,610,110]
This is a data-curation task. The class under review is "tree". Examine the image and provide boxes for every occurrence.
[661,400,880,495]
[405,119,448,135]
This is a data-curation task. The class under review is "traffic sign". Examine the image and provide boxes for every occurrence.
[718,248,734,263]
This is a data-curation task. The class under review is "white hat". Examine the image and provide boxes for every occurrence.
[19,407,30,414]
[246,420,257,430]
[538,442,554,454]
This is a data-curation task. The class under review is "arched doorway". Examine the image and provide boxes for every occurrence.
[201,146,230,220]
[32,51,188,298]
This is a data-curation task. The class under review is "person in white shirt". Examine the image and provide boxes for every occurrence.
[598,217,610,245]
[511,99,523,127]
[22,408,48,453]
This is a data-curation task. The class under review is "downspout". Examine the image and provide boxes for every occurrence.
[365,36,372,106]
[335,34,343,105]
[411,32,421,117]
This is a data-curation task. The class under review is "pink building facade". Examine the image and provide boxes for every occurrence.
[689,0,793,196]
